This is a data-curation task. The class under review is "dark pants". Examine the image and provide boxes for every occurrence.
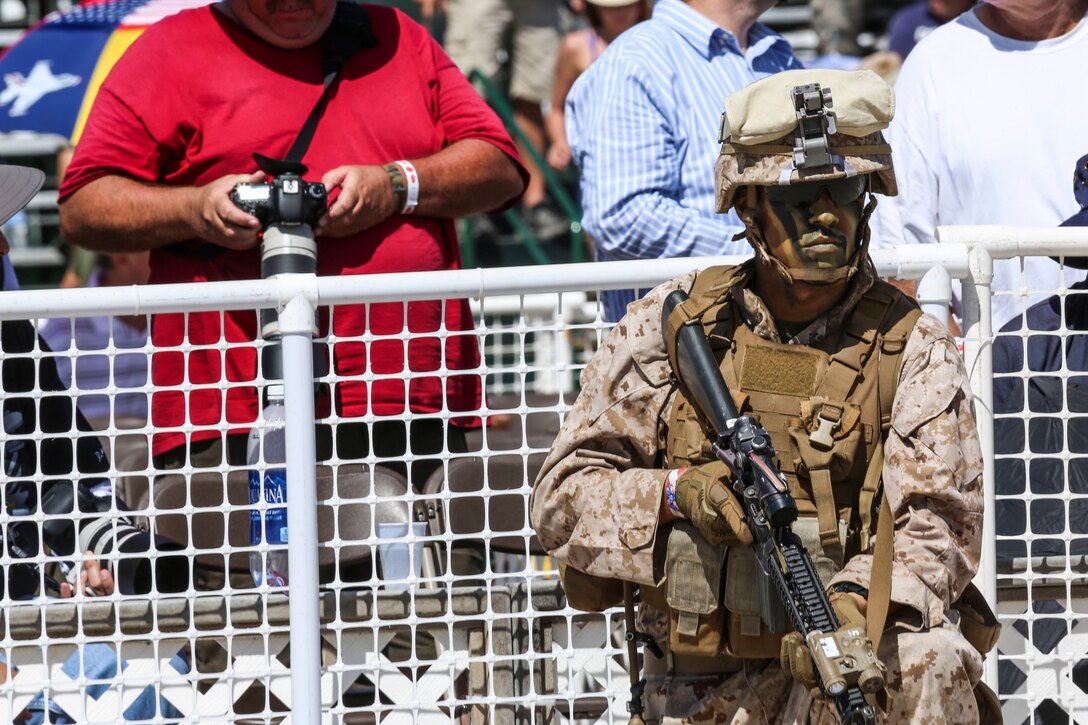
[151,418,484,697]
[151,418,483,588]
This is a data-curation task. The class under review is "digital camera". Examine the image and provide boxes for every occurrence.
[230,172,327,229]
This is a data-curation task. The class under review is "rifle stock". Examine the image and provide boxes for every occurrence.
[662,290,879,725]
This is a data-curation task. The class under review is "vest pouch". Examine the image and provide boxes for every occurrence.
[791,515,847,588]
[722,546,785,658]
[558,563,624,612]
[788,399,865,485]
[974,681,1003,725]
[665,522,727,657]
[953,581,1004,724]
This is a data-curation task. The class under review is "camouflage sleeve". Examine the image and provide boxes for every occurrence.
[831,313,984,626]
[529,273,696,587]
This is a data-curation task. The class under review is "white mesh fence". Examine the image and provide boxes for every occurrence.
[987,259,1088,725]
[0,239,1084,724]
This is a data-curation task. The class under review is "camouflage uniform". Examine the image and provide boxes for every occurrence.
[529,259,984,724]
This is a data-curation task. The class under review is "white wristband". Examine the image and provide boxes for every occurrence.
[394,160,419,214]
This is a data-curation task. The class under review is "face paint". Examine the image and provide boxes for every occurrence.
[755,182,864,272]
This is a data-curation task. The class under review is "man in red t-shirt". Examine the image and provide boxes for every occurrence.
[59,0,526,583]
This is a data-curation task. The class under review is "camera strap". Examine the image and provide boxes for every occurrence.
[284,2,378,166]
[167,2,377,260]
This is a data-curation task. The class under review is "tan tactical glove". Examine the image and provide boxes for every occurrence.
[673,461,752,546]
[779,629,818,690]
[780,591,885,694]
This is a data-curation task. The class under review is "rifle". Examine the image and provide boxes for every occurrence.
[662,290,881,725]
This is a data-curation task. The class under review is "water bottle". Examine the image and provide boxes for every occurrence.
[1,210,28,249]
[248,385,289,586]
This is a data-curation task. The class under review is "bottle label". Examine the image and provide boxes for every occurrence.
[249,468,289,545]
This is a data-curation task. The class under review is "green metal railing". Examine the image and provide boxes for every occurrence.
[463,69,585,267]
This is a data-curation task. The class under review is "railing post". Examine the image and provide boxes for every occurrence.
[916,263,953,328]
[277,273,322,723]
[941,231,999,690]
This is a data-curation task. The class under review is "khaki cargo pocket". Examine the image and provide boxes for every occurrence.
[722,545,784,659]
[558,563,625,612]
[665,522,727,657]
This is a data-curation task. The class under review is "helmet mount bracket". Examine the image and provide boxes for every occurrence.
[791,83,837,171]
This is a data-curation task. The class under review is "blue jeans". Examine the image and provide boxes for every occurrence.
[22,643,188,723]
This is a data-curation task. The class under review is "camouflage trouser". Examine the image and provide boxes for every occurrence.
[643,617,982,724]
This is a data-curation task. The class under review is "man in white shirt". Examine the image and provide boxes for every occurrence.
[872,0,1088,330]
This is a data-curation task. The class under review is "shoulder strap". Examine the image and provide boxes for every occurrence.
[877,293,922,432]
[856,285,921,548]
[863,285,922,648]
[664,263,748,381]
[804,287,910,557]
[285,1,378,165]
[866,492,893,646]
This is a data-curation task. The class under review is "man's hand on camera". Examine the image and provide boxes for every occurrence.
[316,164,398,237]
[191,171,266,250]
[673,462,752,546]
[58,552,115,598]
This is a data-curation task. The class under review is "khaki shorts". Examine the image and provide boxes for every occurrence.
[443,0,559,104]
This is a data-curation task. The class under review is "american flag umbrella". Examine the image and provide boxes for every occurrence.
[0,0,215,142]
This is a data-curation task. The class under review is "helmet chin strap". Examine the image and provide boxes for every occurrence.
[737,191,879,287]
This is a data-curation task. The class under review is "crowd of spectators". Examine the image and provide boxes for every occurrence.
[382,0,983,254]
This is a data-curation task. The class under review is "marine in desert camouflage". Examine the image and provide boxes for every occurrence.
[531,68,994,724]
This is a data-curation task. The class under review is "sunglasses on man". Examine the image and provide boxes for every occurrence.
[764,175,868,207]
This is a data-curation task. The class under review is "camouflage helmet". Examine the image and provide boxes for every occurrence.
[715,68,896,213]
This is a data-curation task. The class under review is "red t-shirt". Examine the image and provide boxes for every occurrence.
[61,5,524,457]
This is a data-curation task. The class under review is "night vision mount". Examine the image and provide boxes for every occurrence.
[791,82,837,171]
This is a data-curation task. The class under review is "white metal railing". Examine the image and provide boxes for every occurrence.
[0,234,1085,722]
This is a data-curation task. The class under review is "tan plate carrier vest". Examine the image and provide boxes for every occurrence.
[558,266,921,635]
[649,265,920,659]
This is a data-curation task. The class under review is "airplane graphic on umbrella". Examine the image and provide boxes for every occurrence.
[0,0,215,142]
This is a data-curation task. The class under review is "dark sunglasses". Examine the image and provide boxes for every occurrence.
[764,175,868,207]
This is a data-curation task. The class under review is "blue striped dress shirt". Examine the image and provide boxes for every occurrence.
[566,0,802,321]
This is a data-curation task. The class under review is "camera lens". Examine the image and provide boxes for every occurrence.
[78,517,189,594]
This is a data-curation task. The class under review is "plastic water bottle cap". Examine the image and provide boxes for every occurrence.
[267,384,285,399]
